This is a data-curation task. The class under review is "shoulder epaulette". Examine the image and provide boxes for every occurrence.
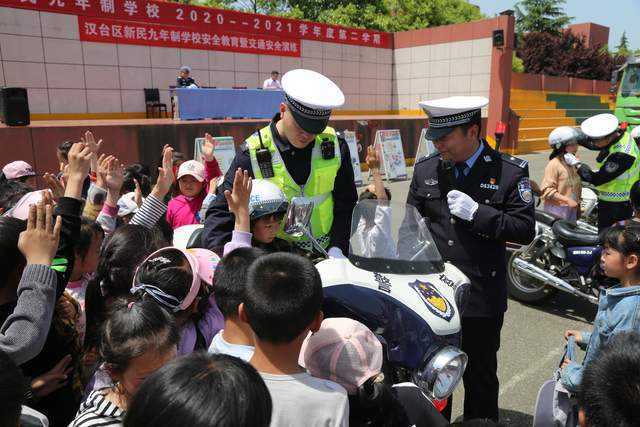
[415,152,440,165]
[501,152,528,169]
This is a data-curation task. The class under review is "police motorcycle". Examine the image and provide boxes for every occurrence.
[175,197,471,408]
[285,197,471,409]
[507,209,604,305]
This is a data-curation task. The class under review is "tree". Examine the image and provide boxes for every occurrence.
[313,0,483,32]
[615,31,631,58]
[517,31,626,80]
[512,52,525,73]
[514,0,572,35]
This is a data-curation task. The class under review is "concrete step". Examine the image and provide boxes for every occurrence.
[511,99,558,109]
[519,127,556,140]
[513,108,568,118]
[520,117,576,128]
[516,138,551,154]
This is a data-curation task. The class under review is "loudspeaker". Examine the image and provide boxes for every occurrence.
[492,29,505,47]
[0,87,30,126]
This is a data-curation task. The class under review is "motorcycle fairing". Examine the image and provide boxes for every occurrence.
[566,246,602,274]
[316,258,464,337]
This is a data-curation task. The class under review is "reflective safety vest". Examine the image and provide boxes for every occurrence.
[597,130,640,202]
[247,125,341,247]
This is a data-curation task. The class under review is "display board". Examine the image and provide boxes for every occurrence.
[194,136,236,177]
[415,128,438,162]
[343,130,363,186]
[373,129,407,181]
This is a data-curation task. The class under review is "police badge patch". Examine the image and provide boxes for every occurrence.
[605,162,619,173]
[518,177,533,204]
[409,280,455,321]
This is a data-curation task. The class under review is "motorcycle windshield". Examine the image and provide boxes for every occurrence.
[349,200,444,275]
[621,63,640,96]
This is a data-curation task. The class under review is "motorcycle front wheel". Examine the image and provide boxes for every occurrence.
[506,250,557,304]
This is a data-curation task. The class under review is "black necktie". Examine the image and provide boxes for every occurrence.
[455,163,467,185]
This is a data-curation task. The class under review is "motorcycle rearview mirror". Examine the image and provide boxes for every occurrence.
[284,197,329,257]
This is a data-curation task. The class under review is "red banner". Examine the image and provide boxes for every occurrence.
[0,0,391,48]
[79,16,300,56]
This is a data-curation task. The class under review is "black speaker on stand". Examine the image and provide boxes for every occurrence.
[0,87,30,126]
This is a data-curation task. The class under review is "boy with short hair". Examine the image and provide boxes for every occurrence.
[578,331,640,426]
[240,252,349,427]
[208,247,264,361]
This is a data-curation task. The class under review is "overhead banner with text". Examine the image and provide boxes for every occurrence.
[0,0,391,56]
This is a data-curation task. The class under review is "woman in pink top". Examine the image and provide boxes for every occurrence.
[166,135,221,229]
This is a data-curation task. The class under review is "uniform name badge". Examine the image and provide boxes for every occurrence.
[518,177,533,203]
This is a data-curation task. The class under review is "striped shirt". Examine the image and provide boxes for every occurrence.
[69,389,124,427]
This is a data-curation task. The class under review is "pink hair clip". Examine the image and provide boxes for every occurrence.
[128,301,135,310]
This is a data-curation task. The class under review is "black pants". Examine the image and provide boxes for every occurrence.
[598,200,632,233]
[460,315,504,422]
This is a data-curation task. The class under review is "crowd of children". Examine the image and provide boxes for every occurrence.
[1,129,639,427]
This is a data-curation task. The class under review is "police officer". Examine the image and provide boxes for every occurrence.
[564,113,640,231]
[202,69,357,255]
[407,96,535,422]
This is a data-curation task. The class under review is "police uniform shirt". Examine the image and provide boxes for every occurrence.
[576,144,635,186]
[177,76,196,87]
[202,113,358,254]
[407,140,535,316]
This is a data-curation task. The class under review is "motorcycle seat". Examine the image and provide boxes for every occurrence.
[552,220,600,247]
[535,209,560,226]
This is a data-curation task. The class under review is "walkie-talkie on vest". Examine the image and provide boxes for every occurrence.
[256,131,274,178]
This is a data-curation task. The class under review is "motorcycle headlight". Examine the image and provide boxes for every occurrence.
[413,346,468,400]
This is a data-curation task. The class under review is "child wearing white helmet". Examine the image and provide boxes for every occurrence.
[222,168,291,255]
[539,126,582,221]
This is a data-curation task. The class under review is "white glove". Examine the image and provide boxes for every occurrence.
[563,153,580,167]
[327,246,346,259]
[447,190,479,221]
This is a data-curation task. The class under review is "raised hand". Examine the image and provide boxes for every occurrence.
[105,157,125,193]
[31,355,73,397]
[152,145,175,198]
[224,168,252,233]
[42,173,65,201]
[133,178,143,207]
[95,154,115,190]
[80,130,103,156]
[67,142,92,180]
[202,133,219,162]
[366,145,380,171]
[18,201,62,266]
[224,168,252,215]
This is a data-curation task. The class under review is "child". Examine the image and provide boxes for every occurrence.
[540,126,582,221]
[209,247,265,361]
[239,252,349,427]
[67,219,104,345]
[0,349,48,427]
[301,318,449,427]
[351,146,396,259]
[131,247,224,355]
[1,160,37,189]
[561,224,640,392]
[124,352,272,427]
[70,299,179,427]
[577,331,640,427]
[166,135,221,229]
[223,168,291,255]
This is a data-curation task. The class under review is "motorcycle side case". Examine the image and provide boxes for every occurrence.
[566,246,601,275]
[315,258,465,370]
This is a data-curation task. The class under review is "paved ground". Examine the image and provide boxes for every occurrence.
[369,148,600,426]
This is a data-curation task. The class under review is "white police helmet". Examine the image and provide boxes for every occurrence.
[631,126,640,142]
[548,126,580,149]
[249,179,289,220]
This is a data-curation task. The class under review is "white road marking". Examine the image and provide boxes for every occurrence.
[499,346,565,397]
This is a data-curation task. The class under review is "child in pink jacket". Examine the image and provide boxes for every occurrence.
[167,157,221,229]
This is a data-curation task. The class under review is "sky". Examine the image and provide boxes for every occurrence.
[471,0,640,51]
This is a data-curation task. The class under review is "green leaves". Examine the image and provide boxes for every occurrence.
[515,0,572,36]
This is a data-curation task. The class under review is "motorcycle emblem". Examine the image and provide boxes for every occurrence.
[409,280,455,321]
[374,272,392,293]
